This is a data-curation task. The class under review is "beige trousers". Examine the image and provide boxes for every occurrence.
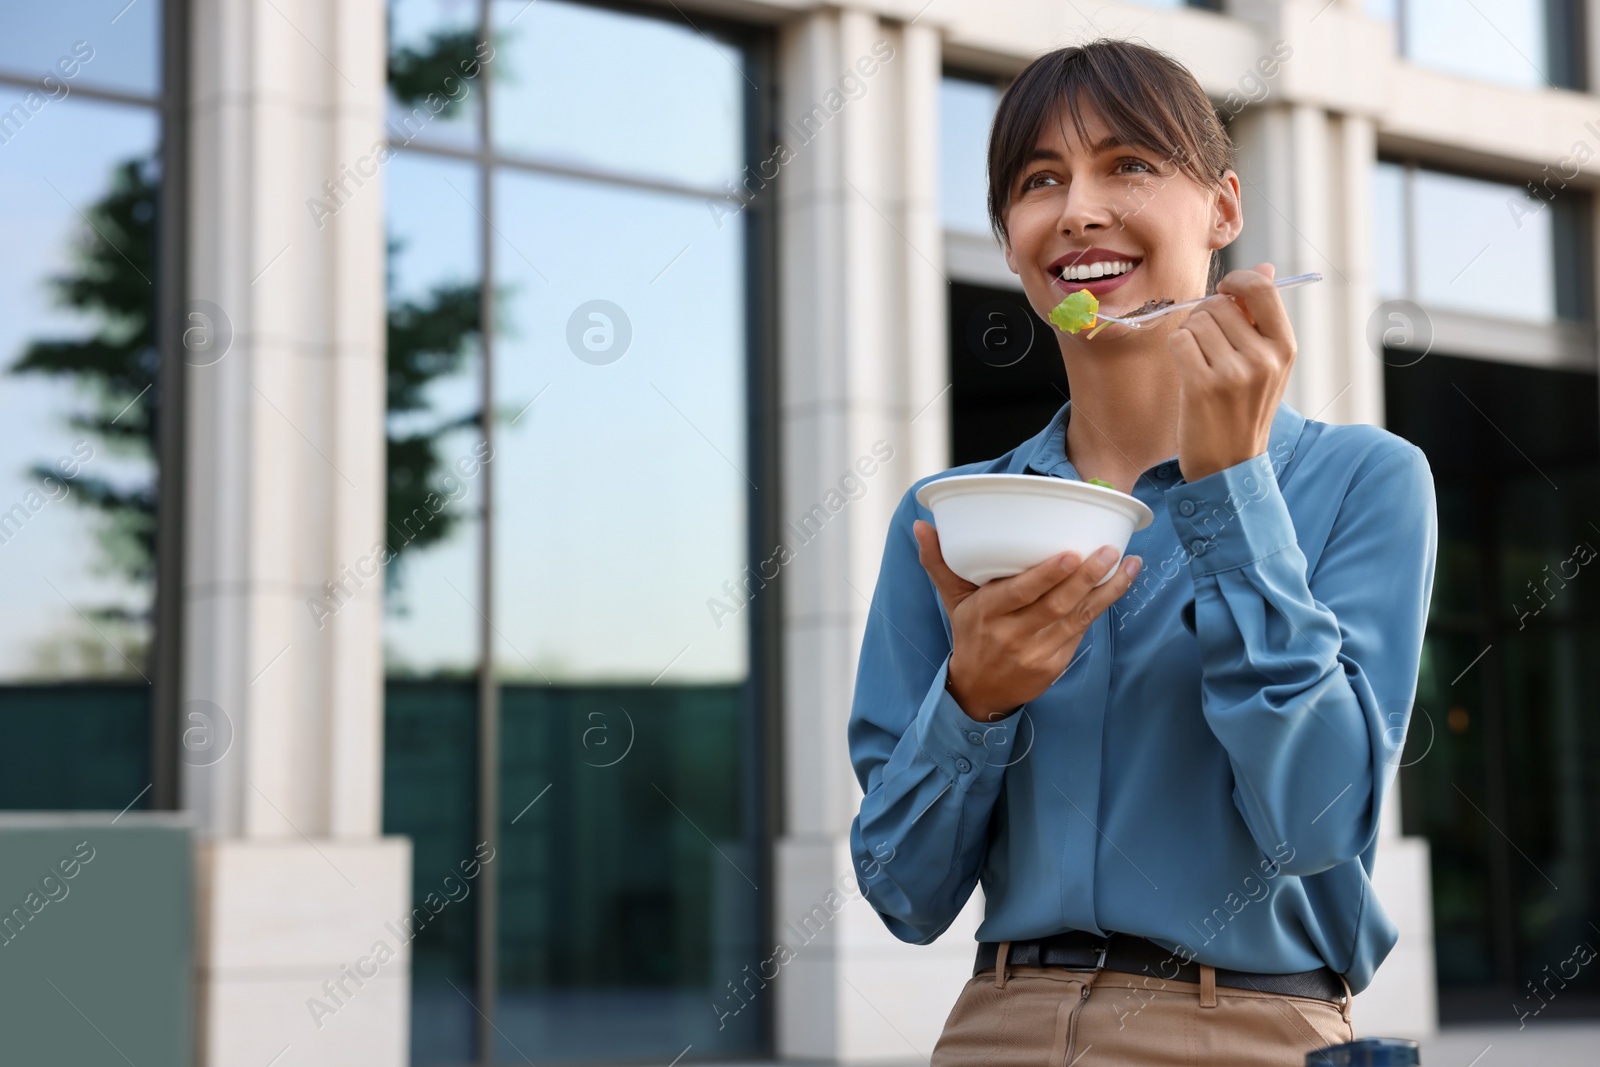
[931,942,1355,1067]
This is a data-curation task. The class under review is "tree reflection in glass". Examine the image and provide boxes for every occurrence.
[9,156,158,676]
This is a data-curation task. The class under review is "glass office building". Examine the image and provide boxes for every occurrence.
[1,0,1596,1062]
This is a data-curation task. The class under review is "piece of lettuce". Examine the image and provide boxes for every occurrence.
[1048,288,1099,333]
[1085,477,1115,489]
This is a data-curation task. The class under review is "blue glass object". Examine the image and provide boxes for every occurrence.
[1307,1037,1421,1066]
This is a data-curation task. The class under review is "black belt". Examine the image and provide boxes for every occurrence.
[974,931,1346,1004]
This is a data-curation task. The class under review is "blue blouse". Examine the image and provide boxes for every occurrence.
[847,400,1437,994]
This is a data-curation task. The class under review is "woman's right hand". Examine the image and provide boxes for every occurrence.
[912,519,1143,722]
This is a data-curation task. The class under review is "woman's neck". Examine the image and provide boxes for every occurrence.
[1059,340,1182,493]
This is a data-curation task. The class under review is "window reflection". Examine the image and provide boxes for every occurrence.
[387,0,484,150]
[0,17,165,813]
[1372,161,1407,302]
[0,100,160,681]
[492,170,748,684]
[381,2,766,1061]
[1394,0,1583,90]
[0,3,160,98]
[940,75,1002,235]
[382,14,489,1061]
[1372,160,1587,324]
[384,151,484,678]
[489,0,745,191]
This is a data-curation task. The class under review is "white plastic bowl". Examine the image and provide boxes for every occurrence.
[915,473,1154,586]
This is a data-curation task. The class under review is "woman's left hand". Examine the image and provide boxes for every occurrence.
[1167,262,1297,483]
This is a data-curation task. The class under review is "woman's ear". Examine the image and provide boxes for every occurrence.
[1001,232,1018,275]
[1210,169,1244,250]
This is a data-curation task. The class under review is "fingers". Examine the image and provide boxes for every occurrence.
[913,520,977,605]
[1194,296,1271,365]
[987,545,1085,614]
[1037,548,1143,653]
[1215,263,1293,349]
[1180,309,1237,376]
[1168,322,1210,375]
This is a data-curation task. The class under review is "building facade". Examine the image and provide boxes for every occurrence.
[1,0,1596,1063]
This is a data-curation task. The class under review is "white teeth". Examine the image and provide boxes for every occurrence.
[1058,259,1135,282]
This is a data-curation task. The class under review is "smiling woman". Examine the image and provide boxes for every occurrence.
[985,40,1236,303]
[848,37,1440,1067]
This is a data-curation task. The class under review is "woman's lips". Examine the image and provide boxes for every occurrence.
[1051,261,1139,299]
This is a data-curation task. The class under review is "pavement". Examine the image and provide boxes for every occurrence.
[1416,1020,1600,1065]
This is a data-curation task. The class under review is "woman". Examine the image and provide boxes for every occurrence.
[846,38,1437,1065]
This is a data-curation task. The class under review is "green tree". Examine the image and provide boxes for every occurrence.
[11,24,490,639]
[389,28,482,117]
[10,157,160,618]
[384,250,480,580]
[383,22,488,593]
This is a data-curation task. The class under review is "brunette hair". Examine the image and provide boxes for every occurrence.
[986,39,1236,285]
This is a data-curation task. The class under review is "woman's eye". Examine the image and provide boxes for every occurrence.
[1116,157,1153,175]
[1021,171,1059,191]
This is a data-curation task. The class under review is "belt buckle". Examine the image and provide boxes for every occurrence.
[1061,938,1109,972]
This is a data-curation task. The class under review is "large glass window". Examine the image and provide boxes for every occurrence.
[940,73,1003,236]
[382,1,770,1062]
[1374,159,1591,325]
[0,2,177,810]
[1376,0,1585,90]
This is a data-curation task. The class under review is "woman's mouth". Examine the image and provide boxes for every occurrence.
[1050,258,1140,298]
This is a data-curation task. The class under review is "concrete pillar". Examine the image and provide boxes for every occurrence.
[1336,111,1385,429]
[774,8,979,1060]
[183,1,410,1064]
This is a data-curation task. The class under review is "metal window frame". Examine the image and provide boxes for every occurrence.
[151,0,190,814]
[388,1,778,1060]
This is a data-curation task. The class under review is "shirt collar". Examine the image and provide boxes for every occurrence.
[1021,398,1309,482]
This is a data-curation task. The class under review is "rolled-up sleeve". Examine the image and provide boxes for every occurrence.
[1164,445,1438,875]
[847,485,1018,944]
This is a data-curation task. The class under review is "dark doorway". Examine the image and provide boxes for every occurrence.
[948,281,1069,466]
[1386,353,1600,1021]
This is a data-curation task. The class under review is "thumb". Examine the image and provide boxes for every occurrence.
[913,519,977,609]
[1253,261,1276,281]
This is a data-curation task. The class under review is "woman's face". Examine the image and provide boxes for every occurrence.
[1001,97,1242,339]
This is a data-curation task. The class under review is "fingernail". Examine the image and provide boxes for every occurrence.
[1095,545,1119,566]
[1124,555,1142,577]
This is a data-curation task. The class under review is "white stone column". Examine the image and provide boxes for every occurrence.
[1336,111,1385,429]
[1227,102,1346,419]
[774,8,979,1061]
[184,2,410,1064]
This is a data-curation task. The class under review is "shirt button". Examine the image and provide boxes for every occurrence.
[966,731,983,745]
[1179,499,1196,516]
[1156,464,1172,479]
[955,758,972,774]
[1189,539,1207,556]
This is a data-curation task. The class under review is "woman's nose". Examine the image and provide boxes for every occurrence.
[1056,176,1117,235]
